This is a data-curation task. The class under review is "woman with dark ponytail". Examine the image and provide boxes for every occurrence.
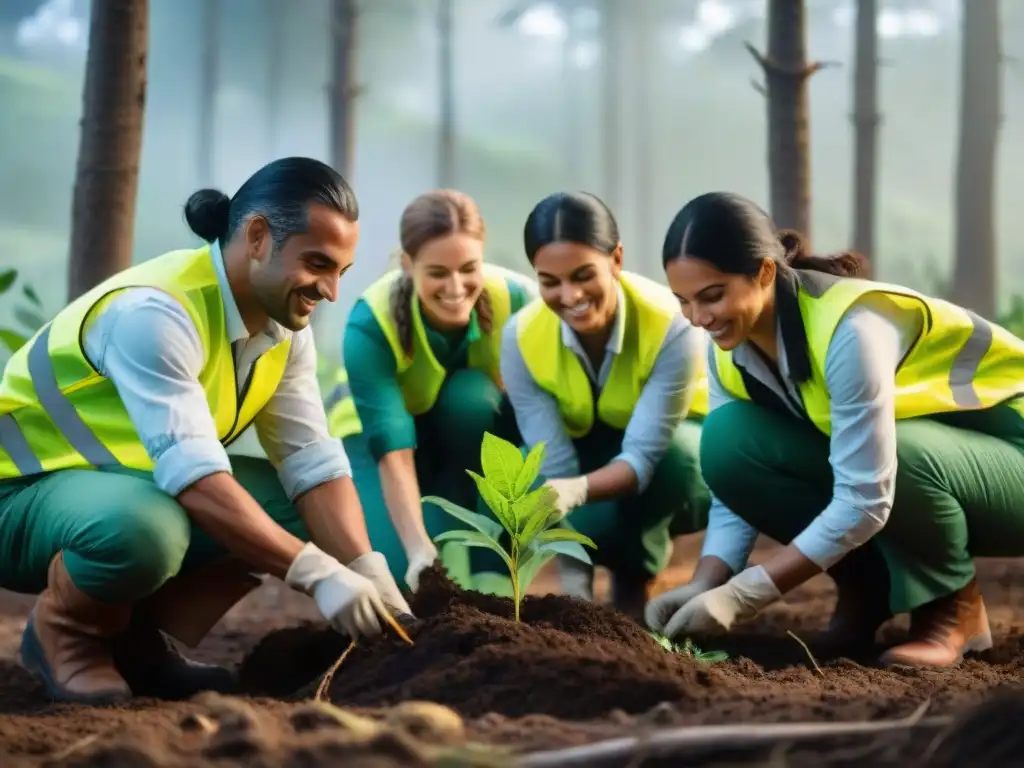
[501,191,712,618]
[328,190,538,594]
[649,190,1024,669]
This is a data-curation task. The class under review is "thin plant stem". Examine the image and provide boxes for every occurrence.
[786,629,824,676]
[314,639,357,701]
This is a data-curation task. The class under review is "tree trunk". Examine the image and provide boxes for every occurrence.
[950,0,1001,317]
[852,0,879,263]
[747,0,827,245]
[198,0,218,186]
[66,0,149,302]
[266,0,282,158]
[600,0,622,215]
[438,0,455,187]
[329,0,358,179]
[633,0,654,272]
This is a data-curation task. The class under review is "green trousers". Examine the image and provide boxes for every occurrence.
[556,417,712,580]
[700,400,1024,613]
[0,457,304,603]
[343,368,520,591]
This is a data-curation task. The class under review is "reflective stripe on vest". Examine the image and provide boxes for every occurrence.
[516,270,707,438]
[0,247,291,478]
[328,263,520,439]
[712,270,1024,435]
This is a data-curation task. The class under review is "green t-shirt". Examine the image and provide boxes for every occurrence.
[342,276,535,461]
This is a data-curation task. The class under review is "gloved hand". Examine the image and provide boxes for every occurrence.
[347,550,414,619]
[544,476,589,521]
[644,579,714,634]
[402,542,439,593]
[285,542,394,640]
[661,565,782,639]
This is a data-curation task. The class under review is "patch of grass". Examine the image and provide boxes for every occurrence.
[649,631,729,663]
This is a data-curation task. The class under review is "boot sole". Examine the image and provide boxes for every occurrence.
[20,611,131,706]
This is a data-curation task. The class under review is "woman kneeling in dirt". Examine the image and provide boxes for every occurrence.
[327,190,539,595]
[500,191,712,618]
[647,190,1024,668]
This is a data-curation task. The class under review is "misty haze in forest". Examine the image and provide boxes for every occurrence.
[0,0,1022,362]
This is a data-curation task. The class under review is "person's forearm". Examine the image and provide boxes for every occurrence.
[760,544,823,594]
[177,471,304,580]
[295,475,374,565]
[583,459,638,502]
[378,449,432,554]
[690,555,735,588]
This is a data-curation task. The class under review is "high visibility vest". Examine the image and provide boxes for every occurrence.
[0,246,291,479]
[328,263,520,438]
[515,270,709,439]
[712,269,1024,435]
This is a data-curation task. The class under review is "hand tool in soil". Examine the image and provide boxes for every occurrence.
[423,432,596,622]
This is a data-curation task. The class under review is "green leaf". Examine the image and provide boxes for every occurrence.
[0,329,28,354]
[479,431,524,498]
[536,527,597,549]
[515,546,558,595]
[14,307,45,332]
[21,284,41,307]
[513,441,545,498]
[0,269,15,296]
[433,529,513,571]
[421,495,503,540]
[466,470,516,534]
[513,485,558,547]
[535,538,593,566]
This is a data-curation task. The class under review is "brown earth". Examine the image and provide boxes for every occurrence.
[0,535,1022,767]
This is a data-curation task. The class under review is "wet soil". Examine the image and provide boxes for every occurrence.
[0,537,1023,766]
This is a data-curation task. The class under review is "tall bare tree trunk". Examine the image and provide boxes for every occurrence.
[438,0,455,187]
[633,0,654,272]
[950,0,1001,317]
[66,0,149,302]
[329,0,359,179]
[852,0,879,263]
[600,0,622,215]
[198,0,218,186]
[747,0,830,245]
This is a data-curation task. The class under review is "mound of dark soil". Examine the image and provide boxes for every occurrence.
[237,565,722,719]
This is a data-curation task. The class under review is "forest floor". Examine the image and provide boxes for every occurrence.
[0,535,1021,767]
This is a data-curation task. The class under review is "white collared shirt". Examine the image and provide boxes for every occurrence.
[500,282,706,492]
[80,242,350,499]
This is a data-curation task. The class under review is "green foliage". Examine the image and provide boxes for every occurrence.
[423,432,596,622]
[649,631,729,664]
[0,268,47,357]
[997,295,1024,339]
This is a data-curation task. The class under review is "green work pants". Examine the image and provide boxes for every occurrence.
[556,417,712,580]
[699,400,1024,613]
[0,456,304,603]
[343,368,521,591]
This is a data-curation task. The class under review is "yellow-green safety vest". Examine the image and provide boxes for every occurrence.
[515,270,709,439]
[328,263,518,438]
[713,270,1024,435]
[0,246,291,479]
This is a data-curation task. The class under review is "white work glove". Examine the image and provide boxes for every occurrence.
[402,541,439,594]
[645,579,714,634]
[661,565,782,639]
[285,543,394,640]
[544,476,589,521]
[347,550,414,619]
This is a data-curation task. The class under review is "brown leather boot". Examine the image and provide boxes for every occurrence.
[879,578,992,668]
[113,557,262,699]
[19,552,132,704]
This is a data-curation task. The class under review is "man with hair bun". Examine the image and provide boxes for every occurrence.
[0,156,411,705]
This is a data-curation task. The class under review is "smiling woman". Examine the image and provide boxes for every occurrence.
[499,191,712,618]
[326,189,540,595]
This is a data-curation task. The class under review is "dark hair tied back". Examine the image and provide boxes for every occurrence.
[780,228,869,278]
[184,188,232,244]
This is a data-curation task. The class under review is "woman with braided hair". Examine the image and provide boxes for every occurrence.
[328,190,538,593]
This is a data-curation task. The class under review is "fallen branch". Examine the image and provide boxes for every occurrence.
[517,700,948,767]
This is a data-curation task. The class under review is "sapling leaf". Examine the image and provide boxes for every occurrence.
[514,546,559,596]
[0,330,28,355]
[433,529,513,571]
[479,431,523,498]
[422,495,503,540]
[535,527,597,549]
[513,441,545,498]
[535,538,593,565]
[466,470,516,533]
[22,284,41,307]
[512,484,558,544]
[0,269,15,296]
